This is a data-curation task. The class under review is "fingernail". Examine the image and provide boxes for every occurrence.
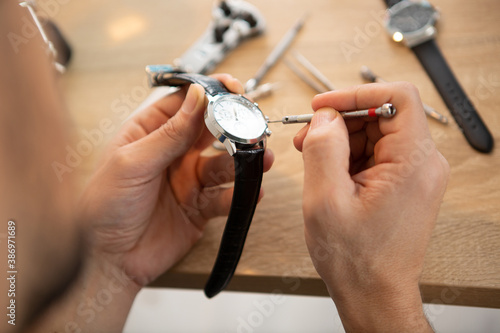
[310,108,337,129]
[181,84,202,114]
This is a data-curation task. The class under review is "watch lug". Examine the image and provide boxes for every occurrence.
[260,137,267,151]
[223,139,237,156]
[223,138,267,156]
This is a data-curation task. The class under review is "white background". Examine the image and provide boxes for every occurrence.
[124,288,500,333]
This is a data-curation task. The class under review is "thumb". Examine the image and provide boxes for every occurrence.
[302,108,355,202]
[127,84,206,174]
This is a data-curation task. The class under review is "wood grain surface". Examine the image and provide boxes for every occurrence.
[46,0,500,308]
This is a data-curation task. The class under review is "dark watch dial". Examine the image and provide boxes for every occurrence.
[389,3,436,33]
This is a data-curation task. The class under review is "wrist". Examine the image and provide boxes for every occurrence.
[85,252,143,302]
[30,252,142,333]
[329,281,433,333]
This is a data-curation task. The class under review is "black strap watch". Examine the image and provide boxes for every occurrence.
[146,66,270,298]
[384,0,493,153]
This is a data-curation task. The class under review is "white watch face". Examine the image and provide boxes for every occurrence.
[212,95,267,140]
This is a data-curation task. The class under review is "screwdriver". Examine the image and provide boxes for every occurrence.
[267,103,396,124]
[245,14,306,93]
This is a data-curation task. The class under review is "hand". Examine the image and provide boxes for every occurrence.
[79,74,274,287]
[293,82,449,332]
[31,74,276,333]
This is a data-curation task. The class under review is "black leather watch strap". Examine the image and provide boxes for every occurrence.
[412,40,493,152]
[204,147,265,298]
[156,73,229,96]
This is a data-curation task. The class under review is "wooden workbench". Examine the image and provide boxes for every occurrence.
[49,0,500,308]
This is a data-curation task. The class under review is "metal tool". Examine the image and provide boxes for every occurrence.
[267,103,396,124]
[283,57,328,93]
[245,82,280,101]
[360,65,448,124]
[284,50,336,93]
[174,0,266,74]
[131,1,266,120]
[244,14,306,92]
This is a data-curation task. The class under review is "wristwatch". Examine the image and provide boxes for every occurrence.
[146,65,271,298]
[384,0,493,153]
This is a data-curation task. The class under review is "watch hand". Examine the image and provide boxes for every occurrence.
[232,107,239,121]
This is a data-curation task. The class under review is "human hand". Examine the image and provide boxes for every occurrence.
[31,75,276,333]
[293,82,449,332]
[78,74,274,288]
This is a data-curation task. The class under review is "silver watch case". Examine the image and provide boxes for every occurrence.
[385,0,440,48]
[205,93,270,156]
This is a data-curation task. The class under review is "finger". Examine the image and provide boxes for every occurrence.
[263,149,275,173]
[365,138,376,158]
[124,74,241,143]
[193,74,244,151]
[210,74,245,95]
[193,128,219,151]
[349,130,368,162]
[365,121,383,144]
[197,153,235,187]
[349,122,382,163]
[196,186,266,222]
[312,82,427,135]
[124,84,206,175]
[147,85,190,117]
[312,82,430,164]
[127,88,188,135]
[293,123,310,152]
[197,148,275,187]
[293,115,371,153]
[193,186,234,225]
[344,118,367,133]
[302,108,356,205]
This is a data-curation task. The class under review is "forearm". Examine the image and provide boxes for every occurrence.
[29,257,141,333]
